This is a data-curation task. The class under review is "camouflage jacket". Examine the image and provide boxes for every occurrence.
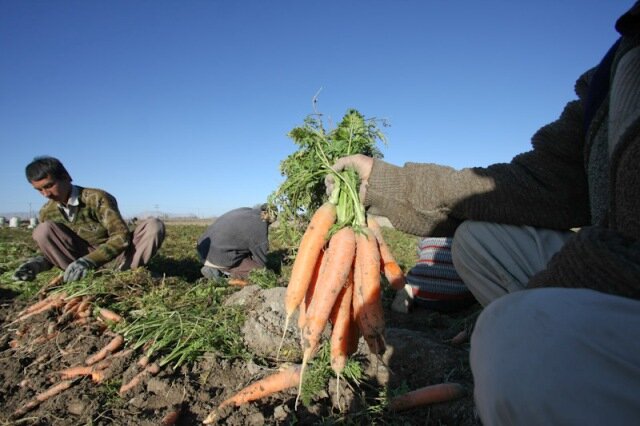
[38,186,131,266]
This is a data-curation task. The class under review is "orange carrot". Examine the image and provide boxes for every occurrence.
[97,307,123,323]
[62,296,82,313]
[15,293,66,322]
[298,226,356,408]
[297,249,326,333]
[228,278,249,287]
[279,202,336,356]
[85,334,124,366]
[329,272,354,377]
[161,406,182,426]
[203,364,301,424]
[388,382,465,412]
[328,273,355,408]
[353,228,386,355]
[12,379,76,418]
[58,358,111,381]
[284,204,336,323]
[119,362,160,395]
[367,216,406,290]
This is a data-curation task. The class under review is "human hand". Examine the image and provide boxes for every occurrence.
[324,154,374,201]
[63,257,96,283]
[12,256,52,281]
[12,262,38,281]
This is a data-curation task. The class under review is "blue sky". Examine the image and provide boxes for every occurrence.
[1,1,630,218]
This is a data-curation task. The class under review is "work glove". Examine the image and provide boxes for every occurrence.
[63,257,96,283]
[12,256,53,281]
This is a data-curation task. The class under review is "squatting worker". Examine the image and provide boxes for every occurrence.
[196,205,275,280]
[12,156,166,283]
[325,3,640,425]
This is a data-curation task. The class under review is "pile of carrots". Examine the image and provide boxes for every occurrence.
[7,281,165,420]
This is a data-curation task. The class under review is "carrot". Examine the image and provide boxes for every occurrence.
[11,379,76,418]
[329,272,354,377]
[61,296,81,313]
[161,406,182,426]
[75,298,92,315]
[450,329,470,345]
[297,226,356,408]
[367,216,406,290]
[58,358,111,381]
[298,249,325,331]
[203,364,301,424]
[353,228,386,355]
[281,202,337,345]
[15,292,66,322]
[17,297,52,317]
[119,362,160,395]
[388,382,465,412]
[137,355,150,368]
[328,273,354,408]
[85,334,124,366]
[228,278,248,287]
[97,307,123,323]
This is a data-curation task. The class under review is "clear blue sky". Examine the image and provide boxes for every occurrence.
[1,1,631,218]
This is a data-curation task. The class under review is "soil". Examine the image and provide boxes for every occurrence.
[0,283,482,426]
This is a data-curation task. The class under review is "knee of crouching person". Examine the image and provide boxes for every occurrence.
[32,220,56,243]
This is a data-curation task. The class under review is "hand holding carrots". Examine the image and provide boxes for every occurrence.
[324,154,374,202]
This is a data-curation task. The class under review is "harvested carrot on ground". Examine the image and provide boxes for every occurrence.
[85,334,124,365]
[119,362,160,395]
[15,292,67,323]
[278,201,336,358]
[97,307,123,323]
[296,226,356,408]
[367,216,406,290]
[203,364,301,424]
[353,228,386,355]
[388,382,465,412]
[11,378,77,418]
[58,358,111,381]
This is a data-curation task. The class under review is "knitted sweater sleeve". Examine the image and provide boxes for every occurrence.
[364,93,590,237]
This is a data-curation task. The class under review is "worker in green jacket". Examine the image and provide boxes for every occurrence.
[12,156,165,283]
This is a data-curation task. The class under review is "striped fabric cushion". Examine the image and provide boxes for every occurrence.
[407,237,476,311]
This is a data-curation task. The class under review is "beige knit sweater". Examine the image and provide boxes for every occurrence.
[364,10,640,299]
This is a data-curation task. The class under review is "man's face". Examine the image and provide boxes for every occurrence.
[31,175,72,204]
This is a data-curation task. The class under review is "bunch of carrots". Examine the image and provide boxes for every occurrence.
[204,154,410,423]
[204,143,465,423]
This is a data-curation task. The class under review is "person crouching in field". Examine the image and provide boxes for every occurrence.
[12,156,165,283]
[196,205,275,280]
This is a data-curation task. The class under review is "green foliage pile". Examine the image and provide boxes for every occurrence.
[269,109,388,251]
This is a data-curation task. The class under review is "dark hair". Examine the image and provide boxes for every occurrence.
[25,156,71,182]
